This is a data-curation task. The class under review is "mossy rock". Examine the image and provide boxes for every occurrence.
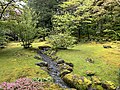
[62,74,75,88]
[63,74,117,90]
[92,84,104,90]
[51,55,59,61]
[102,81,116,90]
[59,70,71,77]
[74,77,92,90]
[92,76,101,85]
[86,70,95,76]
[63,74,92,89]
[59,64,73,72]
[34,55,42,60]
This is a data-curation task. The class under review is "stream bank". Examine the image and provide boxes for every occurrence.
[35,47,73,89]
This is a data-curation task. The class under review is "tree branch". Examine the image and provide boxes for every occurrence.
[116,0,120,5]
[0,0,14,19]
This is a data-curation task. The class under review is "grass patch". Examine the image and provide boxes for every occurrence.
[57,42,120,85]
[0,42,49,83]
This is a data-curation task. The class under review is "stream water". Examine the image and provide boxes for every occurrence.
[37,50,69,89]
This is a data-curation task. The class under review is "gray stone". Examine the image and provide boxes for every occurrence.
[65,63,74,67]
[67,68,73,72]
[86,58,94,63]
[35,62,48,67]
[57,59,65,64]
[103,45,112,48]
[38,46,51,50]
[34,55,41,60]
[59,70,71,77]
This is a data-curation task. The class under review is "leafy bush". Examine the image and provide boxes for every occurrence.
[49,33,76,49]
[0,78,63,90]
[0,78,46,90]
[32,77,53,82]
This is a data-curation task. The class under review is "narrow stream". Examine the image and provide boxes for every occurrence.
[37,50,69,88]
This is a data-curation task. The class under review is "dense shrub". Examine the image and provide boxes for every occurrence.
[49,33,76,49]
[0,78,45,90]
[0,78,62,90]
[32,77,53,82]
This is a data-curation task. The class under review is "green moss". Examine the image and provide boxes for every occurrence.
[57,42,120,85]
[1,66,49,82]
[0,42,49,83]
[86,70,95,76]
[103,81,116,90]
[83,77,92,86]
[92,84,104,90]
[92,76,101,85]
[63,74,92,89]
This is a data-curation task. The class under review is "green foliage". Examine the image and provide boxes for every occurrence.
[0,78,56,90]
[37,27,49,41]
[52,0,120,41]
[52,13,80,34]
[32,77,53,82]
[2,9,37,49]
[49,33,76,49]
[103,29,120,40]
[0,20,12,48]
[0,27,7,47]
[29,0,59,36]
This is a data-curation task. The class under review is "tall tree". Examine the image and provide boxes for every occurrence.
[29,0,64,40]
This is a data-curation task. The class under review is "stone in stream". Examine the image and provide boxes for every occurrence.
[36,50,70,88]
[67,68,73,72]
[38,46,51,50]
[103,45,112,48]
[34,55,41,60]
[59,70,71,77]
[35,61,48,67]
[57,59,65,64]
[65,62,74,67]
[50,50,57,56]
[51,56,59,61]
[0,45,6,49]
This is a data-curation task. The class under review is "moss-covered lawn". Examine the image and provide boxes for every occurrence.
[0,41,120,87]
[0,42,49,83]
[57,42,120,85]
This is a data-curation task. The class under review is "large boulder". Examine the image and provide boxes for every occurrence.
[63,74,92,90]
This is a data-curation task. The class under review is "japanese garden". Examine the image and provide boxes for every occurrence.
[0,0,120,90]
